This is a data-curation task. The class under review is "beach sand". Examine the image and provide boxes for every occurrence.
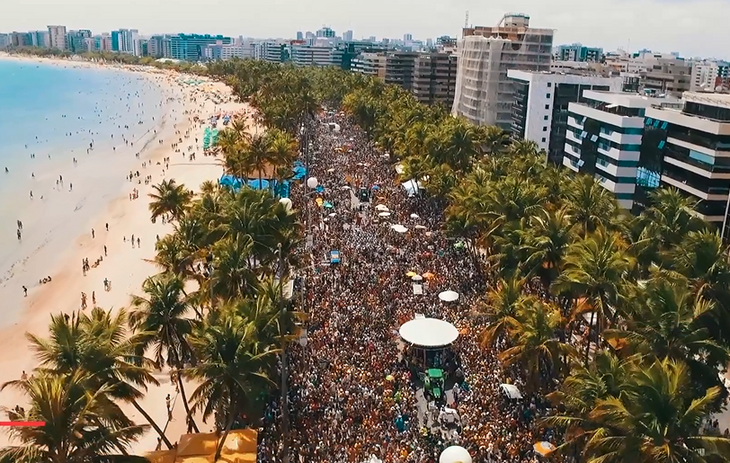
[0,55,249,452]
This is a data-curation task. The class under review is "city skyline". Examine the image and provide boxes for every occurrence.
[0,0,728,59]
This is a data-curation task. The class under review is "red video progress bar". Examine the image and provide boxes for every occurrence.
[0,421,46,427]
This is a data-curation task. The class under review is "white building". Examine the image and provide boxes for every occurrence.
[117,29,140,56]
[508,71,622,163]
[690,61,730,92]
[452,13,554,131]
[47,25,67,50]
[563,91,661,209]
[291,45,334,66]
[343,30,353,42]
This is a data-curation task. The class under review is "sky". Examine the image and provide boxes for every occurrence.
[2,0,729,59]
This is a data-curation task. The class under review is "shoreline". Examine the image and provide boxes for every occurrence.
[0,56,247,453]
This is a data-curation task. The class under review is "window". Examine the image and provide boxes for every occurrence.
[543,126,548,132]
[544,115,549,120]
[541,137,546,142]
[545,104,550,110]
[547,82,552,88]
[546,93,551,98]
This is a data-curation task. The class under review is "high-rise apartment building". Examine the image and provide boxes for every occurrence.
[116,29,140,56]
[508,71,622,164]
[29,30,49,47]
[403,33,413,42]
[554,43,603,62]
[643,56,692,96]
[412,52,458,107]
[296,31,304,41]
[343,30,354,42]
[384,51,419,91]
[316,27,335,38]
[47,25,67,49]
[351,52,387,78]
[66,30,92,53]
[452,13,553,131]
[562,91,664,209]
[169,34,232,61]
[690,61,730,92]
[644,93,730,230]
[291,45,336,66]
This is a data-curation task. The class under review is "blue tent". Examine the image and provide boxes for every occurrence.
[219,175,243,191]
[247,179,270,190]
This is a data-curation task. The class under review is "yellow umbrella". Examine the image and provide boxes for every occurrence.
[534,441,556,457]
[423,272,436,280]
[406,271,417,277]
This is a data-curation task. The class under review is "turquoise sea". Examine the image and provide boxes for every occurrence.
[0,58,170,321]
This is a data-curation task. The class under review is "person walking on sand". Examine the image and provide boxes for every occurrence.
[137,237,140,248]
[103,245,107,256]
[22,286,27,297]
[91,228,95,239]
[92,291,96,306]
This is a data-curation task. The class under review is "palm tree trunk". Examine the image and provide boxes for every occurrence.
[214,407,237,461]
[131,399,173,449]
[584,312,595,366]
[176,369,200,433]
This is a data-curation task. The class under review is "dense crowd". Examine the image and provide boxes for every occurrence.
[257,114,559,463]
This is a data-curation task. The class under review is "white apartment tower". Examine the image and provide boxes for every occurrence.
[47,25,67,50]
[452,13,553,131]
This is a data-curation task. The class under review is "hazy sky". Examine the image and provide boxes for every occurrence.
[2,0,728,59]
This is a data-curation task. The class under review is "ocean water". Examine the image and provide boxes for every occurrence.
[0,58,172,321]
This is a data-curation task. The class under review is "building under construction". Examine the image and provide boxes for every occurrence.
[452,13,554,131]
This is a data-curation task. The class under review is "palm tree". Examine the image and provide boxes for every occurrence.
[583,359,730,463]
[243,133,272,189]
[500,300,576,392]
[522,207,574,288]
[148,179,193,223]
[209,235,259,301]
[186,309,278,461]
[552,230,632,362]
[640,187,704,250]
[565,175,618,236]
[0,372,148,463]
[480,275,528,347]
[25,308,173,449]
[605,277,730,390]
[129,274,200,433]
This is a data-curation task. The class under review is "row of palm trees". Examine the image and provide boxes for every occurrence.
[340,75,730,461]
[1,183,301,461]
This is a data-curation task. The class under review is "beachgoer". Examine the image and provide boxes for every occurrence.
[104,245,107,256]
[22,286,27,297]
[105,223,109,231]
[91,229,95,239]
[21,371,27,381]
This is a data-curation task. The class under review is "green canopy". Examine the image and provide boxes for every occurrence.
[427,368,443,379]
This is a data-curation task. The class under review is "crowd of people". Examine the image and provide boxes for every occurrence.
[255,114,560,463]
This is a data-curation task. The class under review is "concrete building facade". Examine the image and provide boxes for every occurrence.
[562,91,660,209]
[554,43,603,62]
[509,71,622,164]
[412,52,458,107]
[47,25,67,50]
[452,13,554,131]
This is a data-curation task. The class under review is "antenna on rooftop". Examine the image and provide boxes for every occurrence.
[465,10,469,28]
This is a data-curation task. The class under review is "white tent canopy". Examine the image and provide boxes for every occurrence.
[402,179,424,196]
[438,290,459,302]
[399,318,459,348]
[375,204,389,212]
[499,383,523,400]
[391,224,408,233]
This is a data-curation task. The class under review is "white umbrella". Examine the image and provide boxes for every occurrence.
[391,224,408,233]
[378,212,391,218]
[328,213,336,217]
[414,225,427,230]
[410,213,420,219]
[411,274,423,281]
[438,290,459,302]
[327,168,335,173]
[340,185,351,190]
[375,204,389,212]
[499,383,523,400]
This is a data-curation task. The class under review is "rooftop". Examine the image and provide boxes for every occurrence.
[682,92,730,109]
[583,90,681,108]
